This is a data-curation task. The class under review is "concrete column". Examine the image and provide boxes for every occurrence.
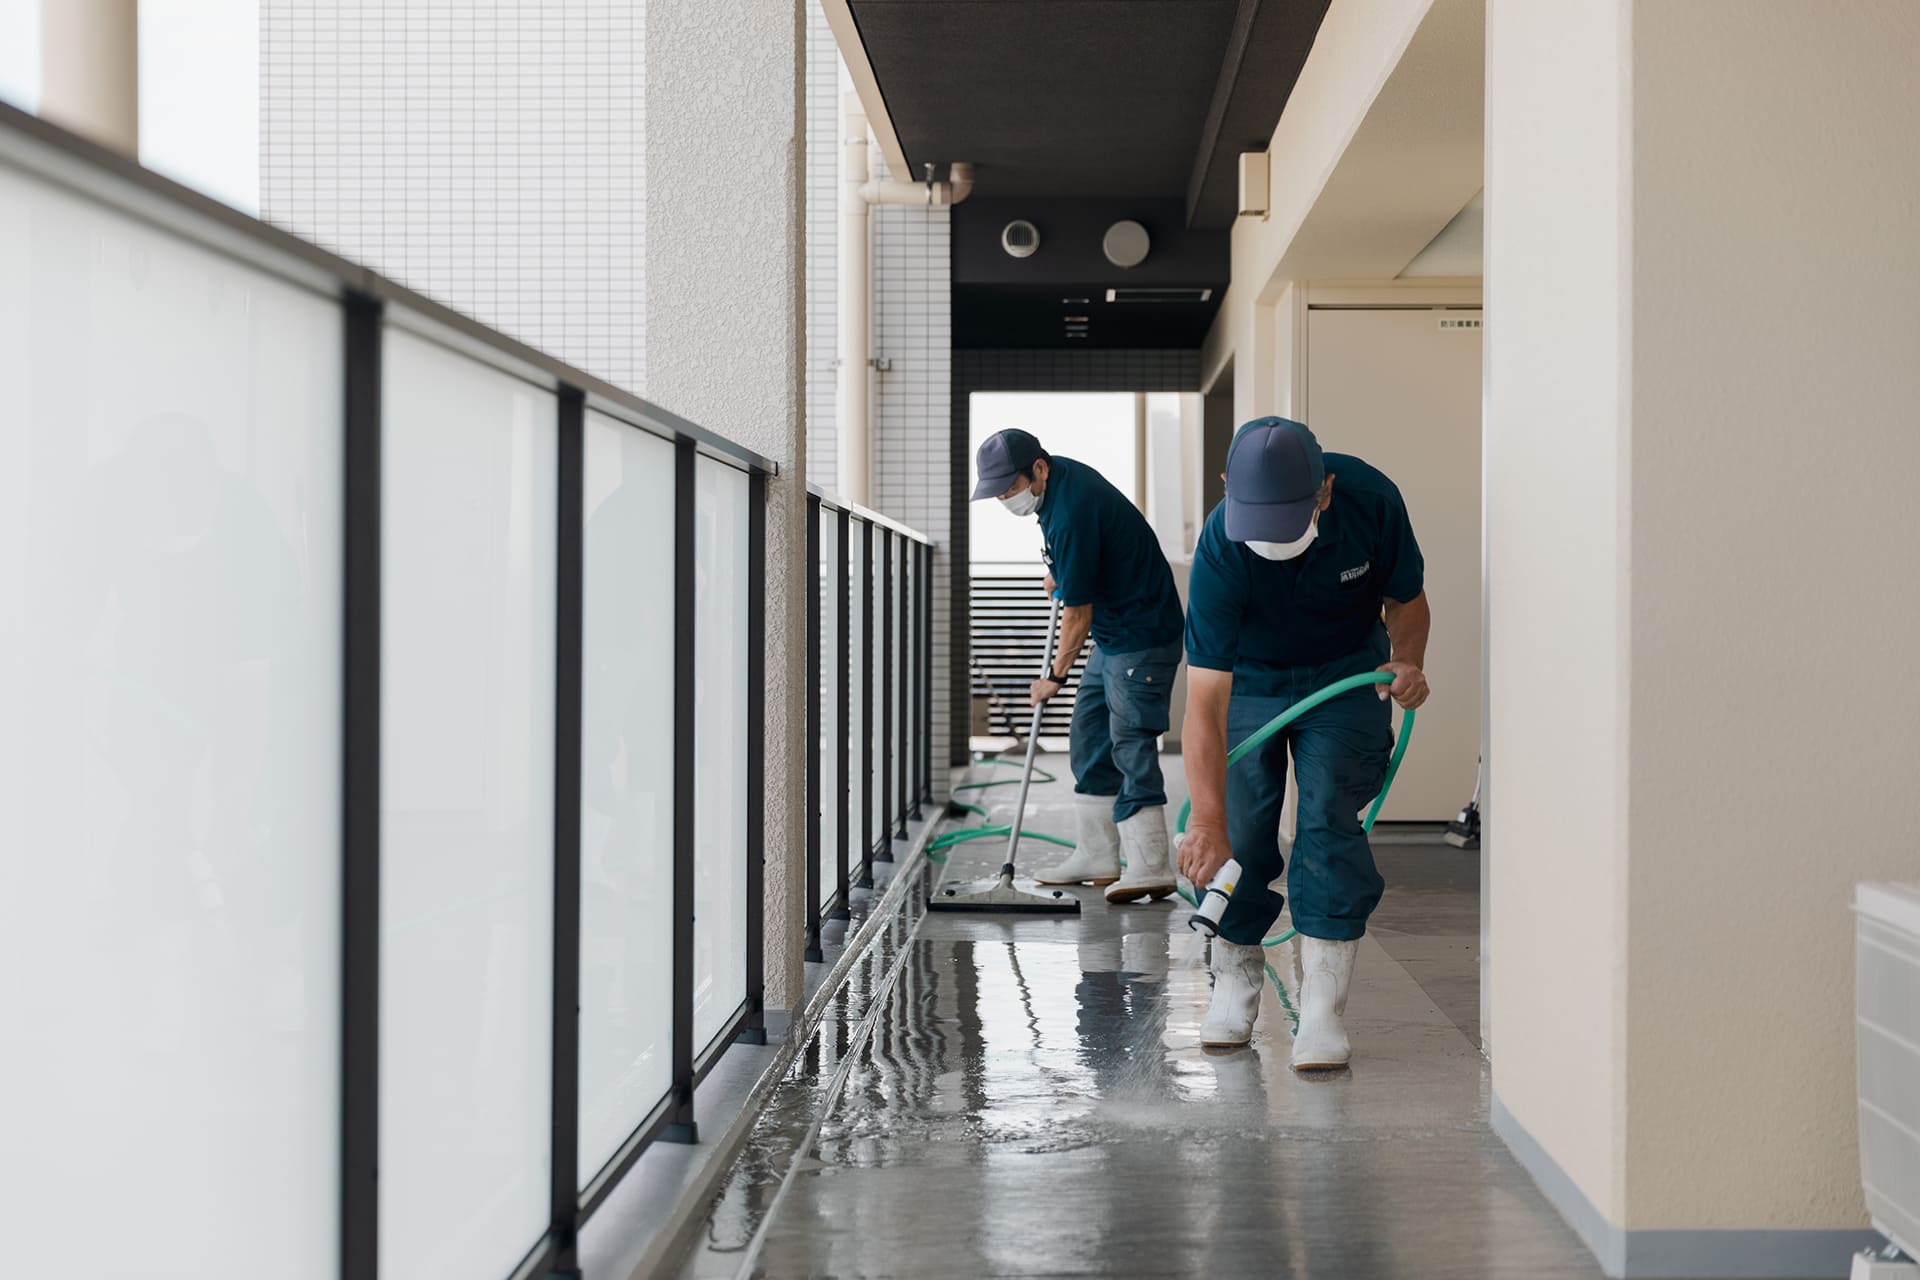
[1488,0,1920,1270]
[39,0,138,155]
[646,0,809,1014]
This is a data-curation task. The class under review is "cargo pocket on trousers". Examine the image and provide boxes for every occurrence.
[1114,659,1177,736]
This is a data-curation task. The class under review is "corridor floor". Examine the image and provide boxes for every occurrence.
[675,754,1605,1279]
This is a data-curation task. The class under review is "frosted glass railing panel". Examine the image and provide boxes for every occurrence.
[578,411,676,1188]
[847,521,866,857]
[0,162,342,1278]
[381,328,555,1280]
[693,457,750,1050]
[818,512,841,910]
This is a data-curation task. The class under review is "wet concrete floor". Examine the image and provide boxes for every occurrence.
[673,756,1603,1279]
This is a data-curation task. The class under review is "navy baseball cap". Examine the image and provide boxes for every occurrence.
[1224,417,1325,542]
[970,428,1046,500]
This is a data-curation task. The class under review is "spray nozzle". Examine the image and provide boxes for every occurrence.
[1188,857,1242,936]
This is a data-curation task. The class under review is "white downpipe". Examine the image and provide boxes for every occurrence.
[837,89,973,505]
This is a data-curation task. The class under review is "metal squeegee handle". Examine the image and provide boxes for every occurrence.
[998,595,1064,878]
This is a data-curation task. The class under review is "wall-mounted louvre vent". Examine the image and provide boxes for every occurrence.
[1105,287,1214,303]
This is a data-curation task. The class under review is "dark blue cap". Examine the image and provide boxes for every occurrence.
[971,428,1046,500]
[1224,417,1325,542]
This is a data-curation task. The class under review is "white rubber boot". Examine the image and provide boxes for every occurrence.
[1033,797,1121,886]
[1199,939,1266,1049]
[1106,809,1178,903]
[1290,936,1358,1070]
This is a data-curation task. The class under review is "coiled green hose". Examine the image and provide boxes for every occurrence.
[1172,671,1416,948]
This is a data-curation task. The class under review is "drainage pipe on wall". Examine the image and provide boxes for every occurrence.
[837,90,974,505]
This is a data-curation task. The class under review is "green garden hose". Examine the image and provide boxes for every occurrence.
[1170,670,1415,949]
[931,675,1416,1033]
[930,756,1075,860]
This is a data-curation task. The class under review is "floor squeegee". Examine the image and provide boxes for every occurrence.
[928,595,1081,914]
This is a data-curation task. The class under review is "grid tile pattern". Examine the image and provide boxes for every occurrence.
[870,172,953,783]
[803,7,839,488]
[261,0,646,392]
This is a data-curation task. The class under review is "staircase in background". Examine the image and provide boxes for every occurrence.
[969,572,1087,741]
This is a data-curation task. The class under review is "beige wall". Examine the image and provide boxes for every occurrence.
[1619,0,1920,1230]
[1490,0,1920,1239]
[1201,0,1482,424]
[1484,0,1632,1223]
[1212,0,1920,1253]
[1305,305,1482,821]
[1201,0,1435,418]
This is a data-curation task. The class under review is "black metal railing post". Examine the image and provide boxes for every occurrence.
[340,291,382,1280]
[921,542,934,805]
[743,470,768,1044]
[804,497,824,962]
[895,533,909,837]
[877,531,894,862]
[858,521,876,888]
[833,507,853,920]
[665,438,698,1144]
[547,387,586,1277]
[913,539,928,816]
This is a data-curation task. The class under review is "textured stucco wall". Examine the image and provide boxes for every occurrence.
[645,0,808,1011]
[805,5,955,781]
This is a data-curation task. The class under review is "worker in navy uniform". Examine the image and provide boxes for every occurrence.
[1178,417,1431,1069]
[970,428,1185,903]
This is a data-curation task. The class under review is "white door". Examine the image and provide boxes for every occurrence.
[1305,307,1481,822]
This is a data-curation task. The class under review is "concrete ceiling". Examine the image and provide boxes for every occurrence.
[845,0,1331,230]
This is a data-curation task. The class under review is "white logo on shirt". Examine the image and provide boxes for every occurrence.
[1340,562,1372,583]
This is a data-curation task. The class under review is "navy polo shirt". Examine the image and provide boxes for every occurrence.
[1037,455,1183,654]
[1185,453,1424,675]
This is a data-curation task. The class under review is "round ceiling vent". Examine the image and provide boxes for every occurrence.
[1001,219,1041,259]
[1102,219,1151,269]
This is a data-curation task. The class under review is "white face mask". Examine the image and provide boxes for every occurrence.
[1246,516,1318,562]
[1000,487,1041,518]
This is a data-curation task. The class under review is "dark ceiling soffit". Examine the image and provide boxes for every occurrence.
[1184,0,1332,229]
[1186,0,1262,229]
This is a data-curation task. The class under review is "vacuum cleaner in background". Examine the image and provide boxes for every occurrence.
[1445,757,1482,850]
[928,595,1081,915]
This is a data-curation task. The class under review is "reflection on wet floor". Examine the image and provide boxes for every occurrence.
[677,756,1607,1279]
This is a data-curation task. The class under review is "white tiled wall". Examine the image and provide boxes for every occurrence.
[803,10,840,489]
[806,3,954,783]
[260,0,646,392]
